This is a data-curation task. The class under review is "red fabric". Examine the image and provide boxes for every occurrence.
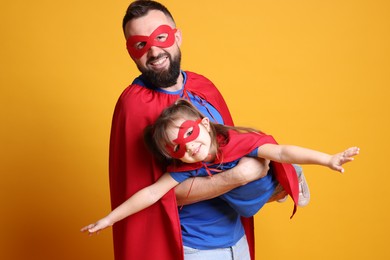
[169,130,300,218]
[109,71,255,260]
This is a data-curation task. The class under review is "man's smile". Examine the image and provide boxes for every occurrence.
[149,55,169,68]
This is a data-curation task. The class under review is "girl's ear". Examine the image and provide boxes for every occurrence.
[201,117,210,131]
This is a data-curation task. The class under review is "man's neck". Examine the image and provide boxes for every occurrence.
[159,72,184,92]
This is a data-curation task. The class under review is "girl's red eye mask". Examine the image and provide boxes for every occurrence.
[126,25,178,59]
[166,119,202,159]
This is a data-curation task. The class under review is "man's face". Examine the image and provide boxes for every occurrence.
[124,10,182,88]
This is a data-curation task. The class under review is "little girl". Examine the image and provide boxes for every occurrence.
[81,99,359,234]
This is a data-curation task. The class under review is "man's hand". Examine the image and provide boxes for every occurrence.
[230,157,270,185]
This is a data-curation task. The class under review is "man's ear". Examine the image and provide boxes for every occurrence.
[201,117,210,131]
[175,28,182,47]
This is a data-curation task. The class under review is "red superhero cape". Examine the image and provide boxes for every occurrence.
[109,71,255,260]
[168,130,300,218]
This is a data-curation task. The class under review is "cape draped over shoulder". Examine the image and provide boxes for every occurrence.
[109,71,256,260]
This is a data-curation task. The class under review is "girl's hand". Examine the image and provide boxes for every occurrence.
[329,147,360,173]
[80,217,113,235]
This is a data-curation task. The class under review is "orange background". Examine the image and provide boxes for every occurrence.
[1,0,389,259]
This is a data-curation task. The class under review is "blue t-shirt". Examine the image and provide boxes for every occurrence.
[170,148,277,218]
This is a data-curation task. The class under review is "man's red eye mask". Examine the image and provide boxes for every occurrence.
[126,25,177,59]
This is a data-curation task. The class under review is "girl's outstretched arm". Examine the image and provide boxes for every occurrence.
[80,172,179,235]
[257,144,359,173]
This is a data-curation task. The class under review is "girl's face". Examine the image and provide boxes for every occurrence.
[165,117,213,163]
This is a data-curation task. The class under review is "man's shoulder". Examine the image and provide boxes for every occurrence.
[184,71,221,97]
[185,71,213,84]
[116,77,152,102]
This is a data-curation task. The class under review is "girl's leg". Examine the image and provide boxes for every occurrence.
[293,164,310,206]
[267,183,288,202]
[267,164,311,206]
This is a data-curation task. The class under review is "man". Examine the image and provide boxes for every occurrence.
[109,1,270,259]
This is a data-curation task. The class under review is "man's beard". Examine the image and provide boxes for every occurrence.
[139,50,181,89]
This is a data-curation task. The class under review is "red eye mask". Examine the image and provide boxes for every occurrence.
[166,119,202,159]
[126,25,178,59]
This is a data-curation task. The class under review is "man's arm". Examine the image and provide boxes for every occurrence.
[175,157,270,206]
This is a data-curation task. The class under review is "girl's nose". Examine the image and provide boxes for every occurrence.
[186,142,194,153]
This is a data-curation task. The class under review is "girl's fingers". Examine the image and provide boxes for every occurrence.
[345,147,360,156]
[80,224,96,233]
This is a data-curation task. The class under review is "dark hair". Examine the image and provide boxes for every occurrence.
[122,0,175,33]
[144,99,260,165]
